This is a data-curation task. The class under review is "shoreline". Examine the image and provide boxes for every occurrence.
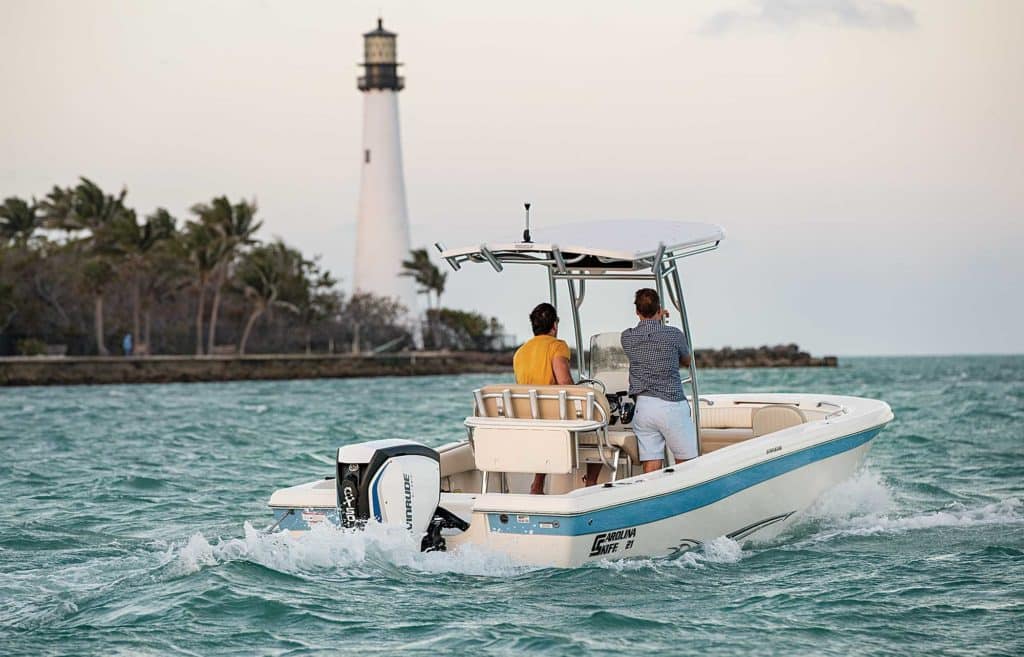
[0,347,836,387]
[0,352,509,387]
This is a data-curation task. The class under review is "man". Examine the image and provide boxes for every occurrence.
[512,303,576,494]
[620,288,698,473]
[513,303,572,387]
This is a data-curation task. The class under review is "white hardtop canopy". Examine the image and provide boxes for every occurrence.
[438,220,725,272]
[437,219,723,425]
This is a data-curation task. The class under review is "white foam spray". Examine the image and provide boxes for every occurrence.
[166,470,1021,577]
[792,469,1022,544]
[166,521,536,579]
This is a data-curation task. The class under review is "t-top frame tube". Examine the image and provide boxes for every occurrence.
[547,244,704,455]
[448,238,718,457]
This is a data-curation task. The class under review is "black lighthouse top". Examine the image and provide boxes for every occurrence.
[358,19,404,91]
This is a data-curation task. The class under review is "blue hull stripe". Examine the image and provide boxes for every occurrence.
[486,425,883,537]
[370,463,390,522]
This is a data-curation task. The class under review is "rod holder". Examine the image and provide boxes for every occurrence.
[501,389,515,418]
[552,246,567,274]
[479,246,503,272]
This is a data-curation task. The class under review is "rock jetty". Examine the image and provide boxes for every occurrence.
[695,344,837,369]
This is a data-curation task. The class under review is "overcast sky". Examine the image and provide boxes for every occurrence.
[2,0,1021,355]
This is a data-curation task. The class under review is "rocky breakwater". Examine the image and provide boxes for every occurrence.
[695,343,837,369]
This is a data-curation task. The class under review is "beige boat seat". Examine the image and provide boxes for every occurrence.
[437,441,502,494]
[469,384,631,489]
[698,405,754,453]
[473,384,611,421]
[437,441,476,478]
[475,382,636,458]
[751,404,807,437]
[699,406,754,429]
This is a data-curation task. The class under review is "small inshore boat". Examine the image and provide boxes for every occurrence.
[268,221,893,567]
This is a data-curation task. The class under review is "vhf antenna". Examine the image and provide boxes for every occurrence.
[523,202,532,243]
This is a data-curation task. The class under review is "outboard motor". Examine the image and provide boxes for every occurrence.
[336,439,441,536]
[335,438,470,551]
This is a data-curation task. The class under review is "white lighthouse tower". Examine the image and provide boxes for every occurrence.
[353,19,418,323]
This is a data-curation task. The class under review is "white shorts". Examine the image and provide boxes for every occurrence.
[633,395,698,462]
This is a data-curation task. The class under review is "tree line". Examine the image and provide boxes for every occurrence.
[0,177,506,357]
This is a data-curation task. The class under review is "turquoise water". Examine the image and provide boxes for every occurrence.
[1,357,1021,656]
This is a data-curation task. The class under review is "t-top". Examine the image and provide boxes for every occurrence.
[513,334,571,385]
[621,318,689,402]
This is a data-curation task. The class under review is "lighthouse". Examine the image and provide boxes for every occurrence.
[353,19,418,324]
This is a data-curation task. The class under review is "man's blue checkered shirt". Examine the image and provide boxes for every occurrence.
[620,318,689,402]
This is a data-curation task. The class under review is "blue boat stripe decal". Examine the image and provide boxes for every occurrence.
[486,425,882,536]
[370,463,390,522]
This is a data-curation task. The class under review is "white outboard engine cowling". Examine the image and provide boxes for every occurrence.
[336,439,440,537]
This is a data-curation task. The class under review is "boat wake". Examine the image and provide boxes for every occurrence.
[163,469,1021,579]
[785,469,1023,546]
[166,521,535,579]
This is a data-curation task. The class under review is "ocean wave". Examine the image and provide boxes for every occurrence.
[583,609,673,629]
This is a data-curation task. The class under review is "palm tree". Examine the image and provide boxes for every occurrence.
[0,279,14,336]
[183,221,222,355]
[427,262,447,310]
[290,256,340,354]
[190,197,261,354]
[0,197,39,247]
[81,257,115,356]
[139,241,188,353]
[401,248,435,309]
[39,178,127,235]
[236,241,300,355]
[38,178,131,355]
[110,207,176,349]
[401,248,446,347]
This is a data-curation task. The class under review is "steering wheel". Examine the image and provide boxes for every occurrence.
[575,378,606,395]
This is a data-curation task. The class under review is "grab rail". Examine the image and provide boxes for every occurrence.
[471,387,619,474]
[817,400,847,420]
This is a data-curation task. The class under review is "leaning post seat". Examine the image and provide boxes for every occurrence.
[466,384,632,492]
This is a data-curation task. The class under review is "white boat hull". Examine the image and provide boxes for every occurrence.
[268,393,892,568]
[447,428,878,566]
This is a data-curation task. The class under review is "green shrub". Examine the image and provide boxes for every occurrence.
[16,338,46,356]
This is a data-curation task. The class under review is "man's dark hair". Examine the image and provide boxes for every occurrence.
[529,303,559,336]
[634,288,661,318]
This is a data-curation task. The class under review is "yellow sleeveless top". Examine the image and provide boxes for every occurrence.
[513,335,571,385]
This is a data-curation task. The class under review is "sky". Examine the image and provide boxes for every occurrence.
[1,0,1021,355]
